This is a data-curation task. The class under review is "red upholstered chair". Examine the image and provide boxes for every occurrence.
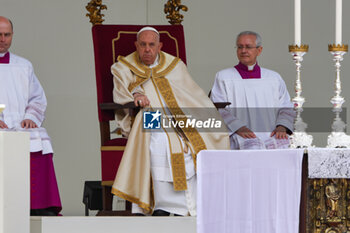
[91,24,187,215]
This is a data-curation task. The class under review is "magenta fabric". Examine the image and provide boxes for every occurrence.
[0,52,9,63]
[30,152,62,214]
[101,150,125,182]
[104,137,127,146]
[101,138,127,182]
[234,62,261,79]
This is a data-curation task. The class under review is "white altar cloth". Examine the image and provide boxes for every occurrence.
[197,149,304,233]
[308,148,350,178]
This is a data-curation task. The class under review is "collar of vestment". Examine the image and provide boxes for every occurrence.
[0,52,10,64]
[117,51,180,79]
[235,62,261,79]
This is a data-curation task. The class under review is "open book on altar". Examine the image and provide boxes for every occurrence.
[235,132,290,149]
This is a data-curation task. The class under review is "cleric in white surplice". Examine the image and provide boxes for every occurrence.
[0,16,61,216]
[210,31,295,149]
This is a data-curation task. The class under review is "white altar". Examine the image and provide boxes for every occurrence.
[0,131,30,233]
[197,149,304,233]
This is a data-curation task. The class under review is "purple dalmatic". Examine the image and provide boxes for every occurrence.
[0,52,10,64]
[234,62,261,79]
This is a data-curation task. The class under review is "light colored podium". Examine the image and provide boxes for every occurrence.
[0,131,30,233]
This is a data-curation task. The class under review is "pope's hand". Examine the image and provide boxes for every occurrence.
[133,93,150,107]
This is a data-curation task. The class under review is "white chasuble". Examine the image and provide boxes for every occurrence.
[111,51,230,214]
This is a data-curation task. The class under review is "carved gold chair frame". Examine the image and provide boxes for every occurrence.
[86,0,187,26]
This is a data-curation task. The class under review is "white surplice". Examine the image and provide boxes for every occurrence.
[0,53,53,154]
[210,66,294,149]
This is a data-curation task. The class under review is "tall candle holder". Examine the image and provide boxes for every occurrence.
[327,44,350,148]
[288,44,314,148]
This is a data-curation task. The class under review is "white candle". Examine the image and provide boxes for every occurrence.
[294,0,301,46]
[335,0,342,45]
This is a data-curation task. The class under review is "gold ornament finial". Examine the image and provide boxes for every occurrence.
[288,44,309,53]
[164,0,188,25]
[86,0,107,26]
[328,44,348,52]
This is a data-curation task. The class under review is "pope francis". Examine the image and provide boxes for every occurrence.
[111,27,230,216]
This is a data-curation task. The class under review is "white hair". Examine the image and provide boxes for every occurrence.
[236,31,262,47]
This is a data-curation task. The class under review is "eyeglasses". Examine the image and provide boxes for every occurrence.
[235,45,259,50]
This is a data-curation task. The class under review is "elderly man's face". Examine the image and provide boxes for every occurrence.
[236,34,262,66]
[0,17,13,54]
[135,30,162,66]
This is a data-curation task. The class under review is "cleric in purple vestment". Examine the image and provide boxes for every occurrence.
[0,16,61,216]
[211,31,295,150]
